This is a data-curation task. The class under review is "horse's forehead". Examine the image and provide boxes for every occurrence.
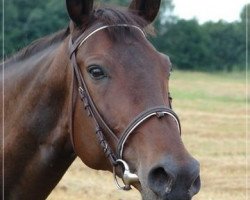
[81,31,165,70]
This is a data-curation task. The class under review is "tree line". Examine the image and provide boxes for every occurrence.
[2,0,248,71]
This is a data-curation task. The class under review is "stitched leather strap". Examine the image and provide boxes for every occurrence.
[117,106,181,159]
[69,24,146,166]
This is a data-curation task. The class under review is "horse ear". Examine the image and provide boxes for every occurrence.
[66,0,94,26]
[129,0,161,23]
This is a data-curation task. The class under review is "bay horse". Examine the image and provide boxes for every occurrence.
[1,0,201,199]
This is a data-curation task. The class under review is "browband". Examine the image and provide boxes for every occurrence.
[69,24,146,57]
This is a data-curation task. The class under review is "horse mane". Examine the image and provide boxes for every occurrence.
[5,28,70,64]
[6,6,153,64]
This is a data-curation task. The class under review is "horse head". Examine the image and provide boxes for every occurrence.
[66,0,200,199]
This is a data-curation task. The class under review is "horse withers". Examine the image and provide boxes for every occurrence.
[1,0,201,199]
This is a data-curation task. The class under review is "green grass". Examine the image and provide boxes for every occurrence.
[171,71,246,105]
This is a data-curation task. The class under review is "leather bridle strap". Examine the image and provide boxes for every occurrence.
[69,24,146,166]
[117,106,181,159]
[69,40,118,165]
[70,47,118,142]
[113,106,181,190]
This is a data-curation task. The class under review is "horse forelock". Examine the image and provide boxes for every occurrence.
[74,6,154,42]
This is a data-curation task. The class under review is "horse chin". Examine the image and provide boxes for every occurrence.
[139,185,161,200]
[140,191,190,200]
[139,186,193,200]
[140,189,160,200]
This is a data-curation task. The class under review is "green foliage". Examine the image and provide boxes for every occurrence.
[240,3,250,56]
[4,0,68,56]
[151,4,247,71]
[240,3,250,23]
[202,21,245,71]
[152,19,210,71]
[2,0,247,72]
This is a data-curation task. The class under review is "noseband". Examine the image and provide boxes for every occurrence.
[69,24,181,190]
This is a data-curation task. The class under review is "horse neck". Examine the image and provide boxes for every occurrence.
[3,38,76,199]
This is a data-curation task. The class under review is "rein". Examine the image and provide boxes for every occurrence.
[68,24,181,190]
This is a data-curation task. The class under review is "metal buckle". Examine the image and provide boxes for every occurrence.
[113,159,139,191]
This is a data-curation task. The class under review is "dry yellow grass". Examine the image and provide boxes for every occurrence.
[48,71,248,200]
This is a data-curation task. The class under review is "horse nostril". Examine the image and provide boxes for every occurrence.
[148,167,175,197]
[147,159,200,199]
[189,175,201,196]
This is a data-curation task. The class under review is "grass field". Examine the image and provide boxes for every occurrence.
[48,70,248,200]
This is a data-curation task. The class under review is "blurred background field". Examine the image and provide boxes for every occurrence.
[48,70,248,200]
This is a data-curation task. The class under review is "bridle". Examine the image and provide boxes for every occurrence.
[69,24,181,190]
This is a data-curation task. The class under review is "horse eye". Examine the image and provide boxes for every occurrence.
[87,65,107,80]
